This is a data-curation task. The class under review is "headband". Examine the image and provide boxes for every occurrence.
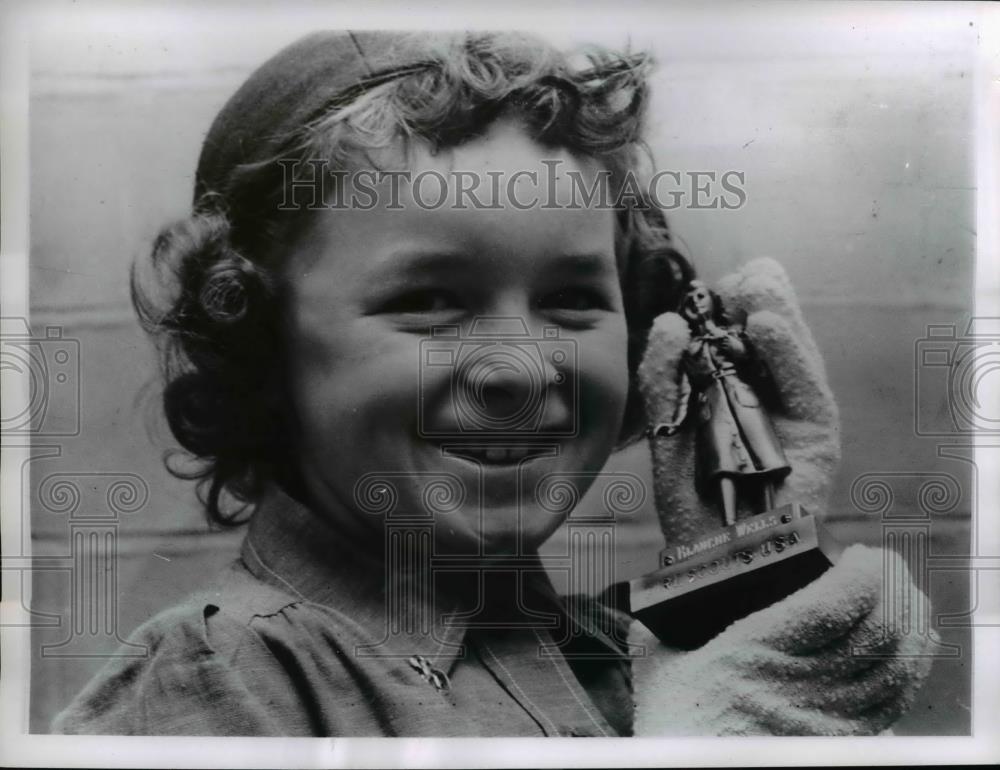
[193,31,433,205]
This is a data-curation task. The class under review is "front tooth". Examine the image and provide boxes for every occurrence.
[485,447,507,462]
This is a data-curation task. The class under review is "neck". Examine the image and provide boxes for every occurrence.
[281,480,547,601]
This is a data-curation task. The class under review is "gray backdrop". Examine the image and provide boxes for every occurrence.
[24,7,976,734]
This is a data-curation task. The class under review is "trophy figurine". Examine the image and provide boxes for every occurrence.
[657,280,792,525]
[616,277,843,650]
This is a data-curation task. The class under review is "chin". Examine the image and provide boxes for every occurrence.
[433,507,563,556]
[481,511,565,554]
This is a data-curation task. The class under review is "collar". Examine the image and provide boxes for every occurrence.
[240,486,629,674]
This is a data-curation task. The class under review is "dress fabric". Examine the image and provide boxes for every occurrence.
[51,489,634,737]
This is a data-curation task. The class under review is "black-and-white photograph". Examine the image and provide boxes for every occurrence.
[2,1,998,766]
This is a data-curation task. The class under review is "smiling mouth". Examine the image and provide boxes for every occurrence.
[435,443,558,466]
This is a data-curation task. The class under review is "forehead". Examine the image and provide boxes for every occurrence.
[360,116,613,211]
[287,118,617,280]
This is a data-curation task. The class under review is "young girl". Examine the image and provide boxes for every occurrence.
[53,30,931,737]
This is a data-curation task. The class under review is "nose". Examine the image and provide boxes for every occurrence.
[462,341,567,429]
[452,306,572,433]
[474,356,533,423]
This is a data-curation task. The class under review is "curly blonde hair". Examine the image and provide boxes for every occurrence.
[132,32,692,525]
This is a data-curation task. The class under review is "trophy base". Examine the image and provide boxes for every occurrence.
[612,502,843,650]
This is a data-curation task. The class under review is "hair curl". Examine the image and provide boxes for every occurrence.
[133,32,692,526]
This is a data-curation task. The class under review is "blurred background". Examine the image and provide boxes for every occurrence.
[20,2,977,734]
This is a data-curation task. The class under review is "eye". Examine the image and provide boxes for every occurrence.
[377,289,462,315]
[371,289,466,331]
[537,286,613,324]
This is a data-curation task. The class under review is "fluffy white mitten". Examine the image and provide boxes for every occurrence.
[631,259,935,735]
[630,545,935,735]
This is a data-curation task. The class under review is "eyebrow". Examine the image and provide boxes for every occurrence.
[543,252,617,277]
[368,249,617,279]
[369,249,471,276]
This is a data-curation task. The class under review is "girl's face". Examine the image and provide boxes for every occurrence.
[282,118,629,554]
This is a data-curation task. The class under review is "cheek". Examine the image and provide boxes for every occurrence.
[287,330,422,450]
[577,326,630,441]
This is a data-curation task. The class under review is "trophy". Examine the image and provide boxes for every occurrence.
[614,280,843,650]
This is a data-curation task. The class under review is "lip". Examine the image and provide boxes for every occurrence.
[441,444,555,467]
[417,434,562,471]
[436,445,561,509]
